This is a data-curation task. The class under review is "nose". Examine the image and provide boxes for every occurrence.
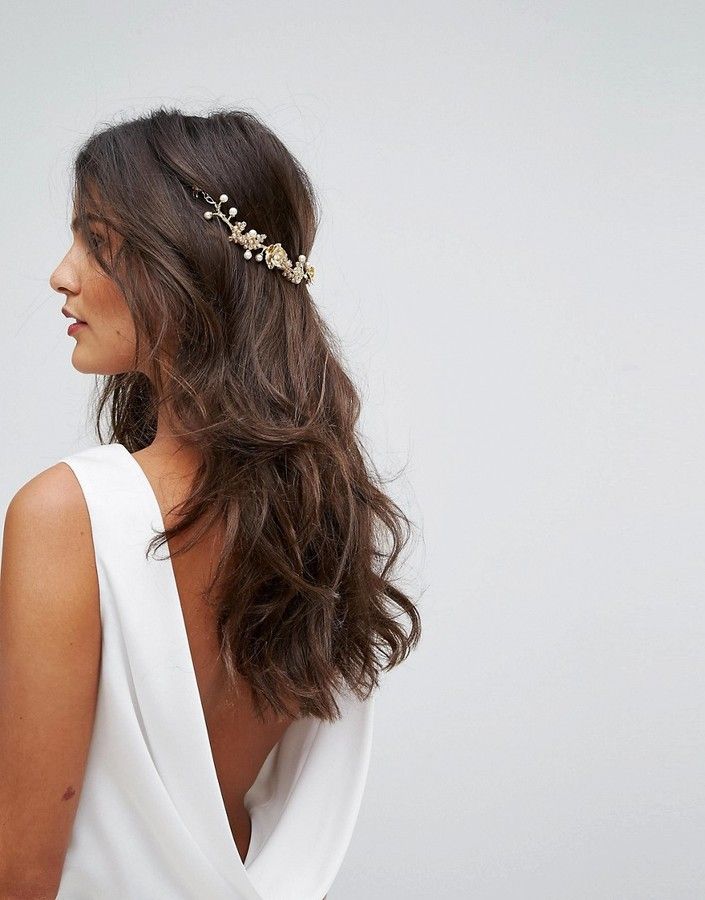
[49,252,79,297]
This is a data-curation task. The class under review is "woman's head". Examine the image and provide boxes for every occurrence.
[51,106,319,394]
[51,106,420,722]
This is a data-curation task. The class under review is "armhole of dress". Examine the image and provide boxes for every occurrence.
[57,456,106,625]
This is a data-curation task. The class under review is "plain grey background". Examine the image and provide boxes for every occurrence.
[1,1,704,897]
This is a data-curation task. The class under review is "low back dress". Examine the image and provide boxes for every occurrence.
[55,442,376,900]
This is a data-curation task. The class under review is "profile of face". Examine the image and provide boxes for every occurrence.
[49,213,138,376]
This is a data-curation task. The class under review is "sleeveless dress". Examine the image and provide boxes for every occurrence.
[54,442,376,900]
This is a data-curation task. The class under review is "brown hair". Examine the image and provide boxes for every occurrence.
[71,106,421,722]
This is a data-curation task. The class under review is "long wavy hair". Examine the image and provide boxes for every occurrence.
[70,106,421,722]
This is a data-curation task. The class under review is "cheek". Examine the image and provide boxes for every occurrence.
[96,285,136,340]
[111,309,138,342]
[104,305,139,363]
[81,286,139,369]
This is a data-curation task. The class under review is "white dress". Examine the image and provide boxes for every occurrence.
[55,442,375,900]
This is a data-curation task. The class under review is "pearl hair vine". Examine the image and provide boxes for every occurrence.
[191,185,316,285]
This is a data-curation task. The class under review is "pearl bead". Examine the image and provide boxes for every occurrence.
[249,229,257,236]
[204,211,213,219]
[220,194,228,202]
[255,254,263,261]
[228,207,237,216]
[244,250,252,259]
[298,254,306,261]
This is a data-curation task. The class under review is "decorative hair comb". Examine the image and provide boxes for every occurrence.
[191,185,315,285]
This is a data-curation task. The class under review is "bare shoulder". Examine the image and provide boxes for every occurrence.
[2,458,98,616]
[5,457,90,548]
[6,459,88,518]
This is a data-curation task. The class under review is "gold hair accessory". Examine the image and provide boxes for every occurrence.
[191,186,315,285]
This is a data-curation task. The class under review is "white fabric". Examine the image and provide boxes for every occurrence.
[55,442,375,900]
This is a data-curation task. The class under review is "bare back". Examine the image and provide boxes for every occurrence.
[131,446,297,864]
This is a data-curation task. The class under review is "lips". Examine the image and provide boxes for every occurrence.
[62,306,86,323]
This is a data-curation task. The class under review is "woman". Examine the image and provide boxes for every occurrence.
[0,107,420,899]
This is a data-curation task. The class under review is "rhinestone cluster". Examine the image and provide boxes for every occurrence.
[191,186,315,285]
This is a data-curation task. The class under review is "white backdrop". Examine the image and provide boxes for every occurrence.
[1,2,704,897]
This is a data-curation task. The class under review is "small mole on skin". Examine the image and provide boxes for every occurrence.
[62,786,76,801]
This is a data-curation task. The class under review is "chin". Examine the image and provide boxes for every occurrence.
[71,351,129,376]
